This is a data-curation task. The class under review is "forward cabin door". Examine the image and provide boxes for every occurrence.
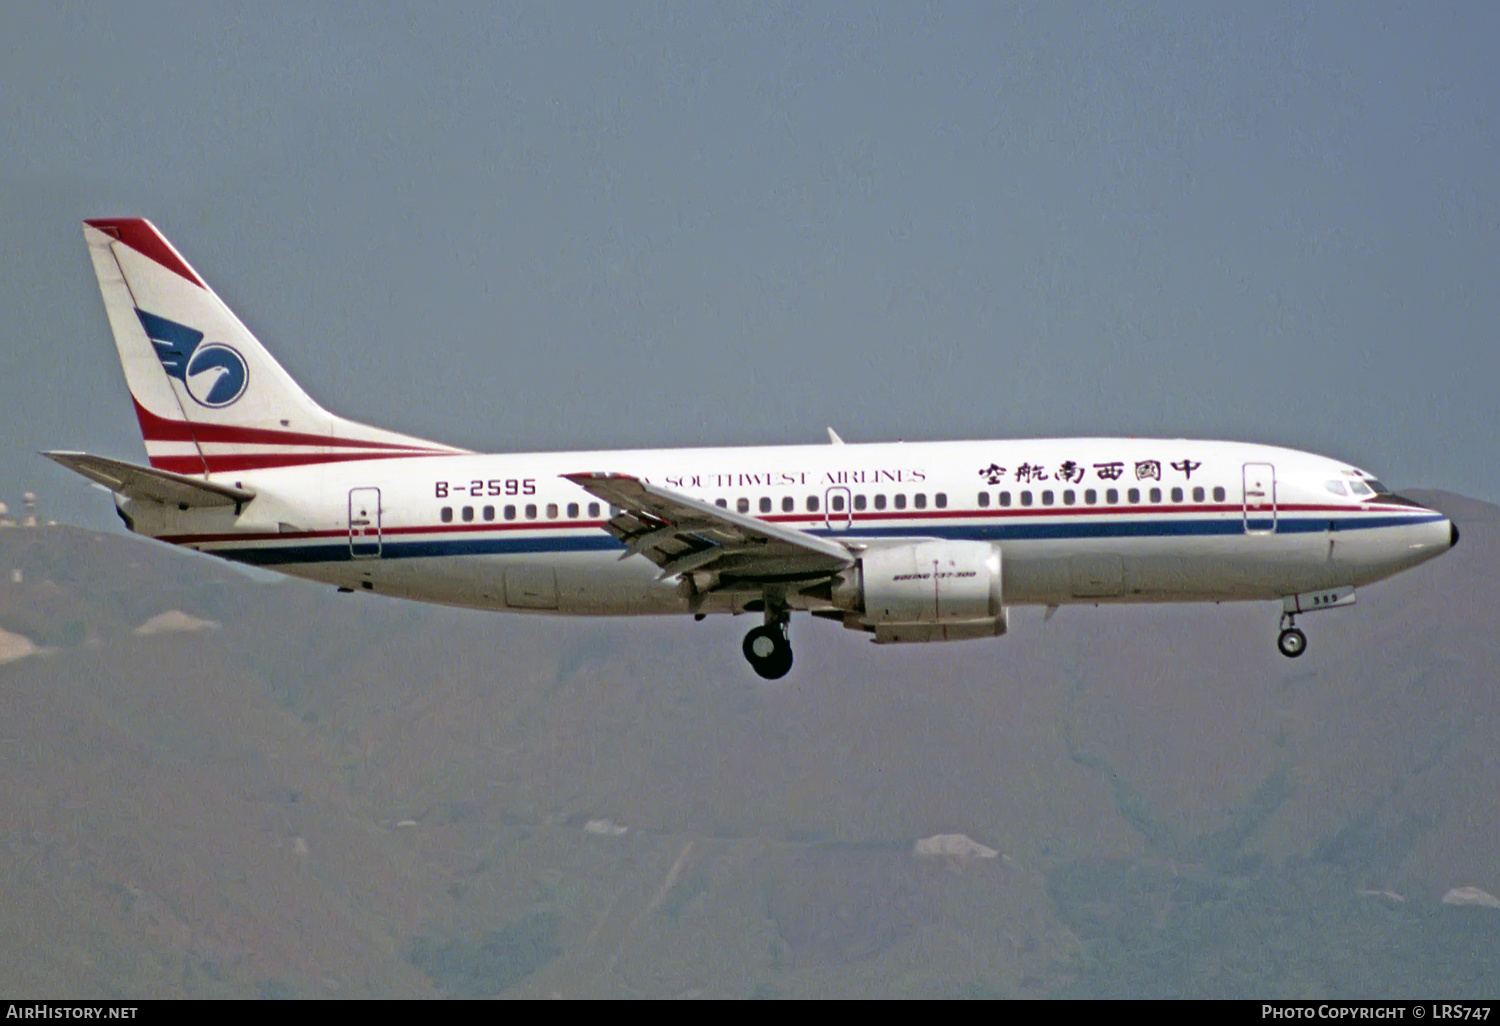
[1242,464,1277,534]
[348,487,382,557]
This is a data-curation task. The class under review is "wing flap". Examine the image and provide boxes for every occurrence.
[44,451,254,508]
[564,472,853,581]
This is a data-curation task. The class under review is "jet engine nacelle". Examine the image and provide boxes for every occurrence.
[835,540,1008,644]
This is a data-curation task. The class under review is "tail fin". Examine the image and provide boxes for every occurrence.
[82,218,465,476]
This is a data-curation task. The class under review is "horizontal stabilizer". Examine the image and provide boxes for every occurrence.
[43,451,254,509]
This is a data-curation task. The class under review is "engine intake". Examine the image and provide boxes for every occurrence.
[835,540,1007,643]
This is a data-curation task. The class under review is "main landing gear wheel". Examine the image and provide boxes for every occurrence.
[1277,627,1307,659]
[743,624,793,680]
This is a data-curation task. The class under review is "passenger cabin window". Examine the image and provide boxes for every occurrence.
[978,492,990,508]
[893,494,907,510]
[1149,487,1162,503]
[588,502,601,518]
[999,491,1011,507]
[1020,491,1033,507]
[462,506,474,522]
[441,507,453,523]
[830,494,845,512]
[567,503,579,518]
[1192,487,1204,502]
[1171,487,1183,503]
[1085,489,1097,504]
[544,503,556,519]
[1212,487,1226,502]
[525,504,537,519]
[783,496,795,512]
[874,494,887,510]
[1106,488,1119,504]
[1128,488,1141,504]
[913,493,926,509]
[716,498,728,508]
[483,505,495,521]
[759,497,772,513]
[807,495,820,512]
[935,493,947,508]
[737,498,750,513]
[504,505,516,520]
[853,494,867,511]
[1041,490,1054,506]
[1063,489,1076,505]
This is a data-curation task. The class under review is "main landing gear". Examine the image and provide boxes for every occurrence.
[743,609,794,680]
[1277,612,1307,659]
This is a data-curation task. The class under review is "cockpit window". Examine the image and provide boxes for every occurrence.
[1365,478,1392,495]
[1325,480,1348,496]
[1348,481,1373,496]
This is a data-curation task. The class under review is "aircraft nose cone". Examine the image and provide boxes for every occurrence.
[1450,520,1460,549]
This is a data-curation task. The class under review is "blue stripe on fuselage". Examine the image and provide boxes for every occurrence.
[202,512,1447,567]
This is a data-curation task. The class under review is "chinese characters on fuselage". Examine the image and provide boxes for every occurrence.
[977,458,1203,485]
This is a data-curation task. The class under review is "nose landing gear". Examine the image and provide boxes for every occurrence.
[743,608,794,679]
[1277,614,1307,659]
[1274,587,1356,659]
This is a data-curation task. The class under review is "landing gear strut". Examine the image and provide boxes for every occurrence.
[743,607,793,680]
[1277,612,1307,659]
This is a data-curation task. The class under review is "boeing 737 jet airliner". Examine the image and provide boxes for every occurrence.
[49,219,1458,678]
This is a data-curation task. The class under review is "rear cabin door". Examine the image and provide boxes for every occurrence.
[348,487,382,557]
[1242,463,1277,534]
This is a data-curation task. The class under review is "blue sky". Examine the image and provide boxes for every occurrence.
[3,2,1496,527]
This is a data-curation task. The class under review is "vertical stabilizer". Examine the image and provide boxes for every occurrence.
[82,218,465,475]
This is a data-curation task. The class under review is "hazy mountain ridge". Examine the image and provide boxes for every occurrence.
[0,491,1494,997]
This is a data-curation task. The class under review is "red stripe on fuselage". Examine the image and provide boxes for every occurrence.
[159,520,615,545]
[156,503,1431,548]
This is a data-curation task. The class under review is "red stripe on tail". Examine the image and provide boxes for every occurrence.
[133,400,452,451]
[85,219,207,289]
[149,451,441,475]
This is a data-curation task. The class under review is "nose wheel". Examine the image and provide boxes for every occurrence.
[743,620,794,679]
[1277,612,1307,659]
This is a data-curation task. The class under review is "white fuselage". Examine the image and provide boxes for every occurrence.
[122,437,1453,619]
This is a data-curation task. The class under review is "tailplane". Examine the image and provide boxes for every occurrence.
[82,218,464,476]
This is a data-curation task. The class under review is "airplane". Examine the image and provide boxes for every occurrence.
[48,218,1459,679]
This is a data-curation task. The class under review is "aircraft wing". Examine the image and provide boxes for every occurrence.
[563,472,855,582]
[43,451,255,509]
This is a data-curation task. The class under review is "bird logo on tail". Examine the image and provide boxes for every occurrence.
[135,308,248,408]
